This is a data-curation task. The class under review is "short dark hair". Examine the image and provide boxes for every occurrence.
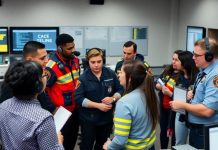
[123,41,137,53]
[56,33,74,46]
[4,61,43,100]
[23,41,45,58]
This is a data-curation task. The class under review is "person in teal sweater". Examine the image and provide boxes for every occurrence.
[103,60,159,150]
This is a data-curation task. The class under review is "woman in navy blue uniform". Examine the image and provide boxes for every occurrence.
[75,48,123,150]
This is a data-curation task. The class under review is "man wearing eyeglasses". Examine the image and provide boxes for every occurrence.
[0,41,56,113]
[170,38,218,149]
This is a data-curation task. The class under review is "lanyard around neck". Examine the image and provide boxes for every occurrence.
[193,72,206,95]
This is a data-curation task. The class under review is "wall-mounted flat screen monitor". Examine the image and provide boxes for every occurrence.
[0,27,9,54]
[10,27,59,54]
[186,26,206,52]
[204,123,218,150]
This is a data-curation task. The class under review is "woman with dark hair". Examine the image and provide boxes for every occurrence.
[103,60,159,150]
[173,51,199,145]
[156,50,183,149]
[0,61,64,150]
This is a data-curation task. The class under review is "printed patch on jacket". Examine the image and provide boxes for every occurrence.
[75,80,81,89]
[213,76,218,88]
[108,85,112,94]
[43,69,51,81]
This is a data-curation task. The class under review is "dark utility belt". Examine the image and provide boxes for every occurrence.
[188,122,204,128]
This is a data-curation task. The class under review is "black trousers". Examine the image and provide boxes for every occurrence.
[189,127,204,149]
[80,119,113,150]
[61,109,79,150]
[160,107,175,149]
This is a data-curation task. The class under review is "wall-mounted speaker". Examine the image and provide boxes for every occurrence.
[90,0,104,5]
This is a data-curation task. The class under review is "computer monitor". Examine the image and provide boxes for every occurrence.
[10,27,59,54]
[204,122,218,150]
[186,26,206,52]
[0,27,9,54]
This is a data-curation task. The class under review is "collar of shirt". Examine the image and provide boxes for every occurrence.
[86,67,109,81]
[203,60,218,75]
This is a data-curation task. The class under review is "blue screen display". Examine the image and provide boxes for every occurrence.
[10,27,59,53]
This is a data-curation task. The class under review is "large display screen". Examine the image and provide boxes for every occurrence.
[10,27,59,54]
[0,27,9,53]
[186,26,206,52]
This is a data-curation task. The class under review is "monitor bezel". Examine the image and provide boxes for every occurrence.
[186,26,206,51]
[9,27,59,54]
[0,27,9,54]
[204,123,218,150]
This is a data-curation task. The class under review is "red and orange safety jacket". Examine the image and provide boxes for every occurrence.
[45,51,80,112]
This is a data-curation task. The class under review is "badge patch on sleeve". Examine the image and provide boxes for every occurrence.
[75,80,81,89]
[43,69,51,81]
[213,76,218,88]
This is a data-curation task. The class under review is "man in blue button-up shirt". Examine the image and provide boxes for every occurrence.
[170,38,218,149]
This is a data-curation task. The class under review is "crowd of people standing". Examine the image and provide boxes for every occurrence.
[1,35,218,150]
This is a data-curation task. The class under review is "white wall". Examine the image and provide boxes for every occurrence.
[2,0,217,66]
[0,0,176,66]
[0,0,218,66]
[177,0,218,52]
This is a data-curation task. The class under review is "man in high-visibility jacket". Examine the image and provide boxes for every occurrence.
[45,33,80,150]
